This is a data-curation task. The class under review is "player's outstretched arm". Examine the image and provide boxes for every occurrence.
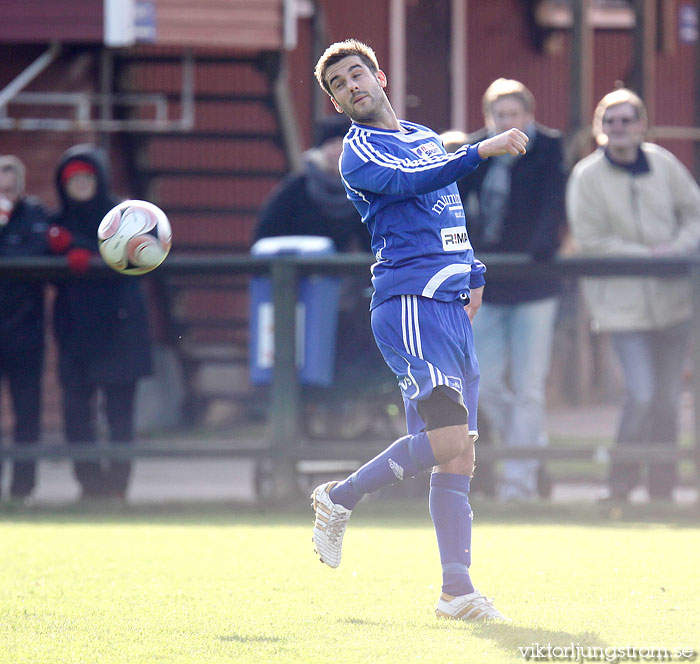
[477,128,528,158]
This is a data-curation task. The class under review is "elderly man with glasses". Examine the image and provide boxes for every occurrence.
[567,88,700,503]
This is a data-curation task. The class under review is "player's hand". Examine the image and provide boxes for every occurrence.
[464,286,484,322]
[477,129,528,158]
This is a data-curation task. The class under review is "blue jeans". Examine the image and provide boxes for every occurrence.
[473,297,559,498]
[610,322,691,499]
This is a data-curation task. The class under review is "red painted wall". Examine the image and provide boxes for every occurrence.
[299,0,697,172]
[0,0,103,43]
[465,0,697,170]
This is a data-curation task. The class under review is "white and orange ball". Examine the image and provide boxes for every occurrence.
[98,200,172,275]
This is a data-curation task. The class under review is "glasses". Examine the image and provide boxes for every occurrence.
[602,116,638,126]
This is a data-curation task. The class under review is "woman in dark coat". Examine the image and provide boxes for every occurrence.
[49,144,152,499]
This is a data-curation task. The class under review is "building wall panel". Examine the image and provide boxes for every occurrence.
[147,139,285,171]
[0,0,102,43]
[126,56,271,95]
[465,0,697,173]
[154,177,276,209]
[166,101,278,133]
[155,0,283,49]
[466,0,570,133]
[320,0,390,70]
[168,213,257,248]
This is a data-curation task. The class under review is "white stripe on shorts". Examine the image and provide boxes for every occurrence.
[401,295,409,354]
[411,296,423,357]
[400,294,447,390]
[406,296,417,356]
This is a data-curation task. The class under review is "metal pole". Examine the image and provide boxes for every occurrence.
[566,0,593,168]
[632,0,657,121]
[270,259,301,452]
[569,0,593,132]
[271,53,303,172]
[632,0,644,95]
[180,50,195,130]
[311,0,329,129]
[0,42,61,108]
[696,0,700,180]
[450,0,467,130]
[691,262,700,490]
[389,0,407,120]
[99,48,113,153]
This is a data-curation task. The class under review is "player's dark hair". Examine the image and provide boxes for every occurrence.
[314,39,380,97]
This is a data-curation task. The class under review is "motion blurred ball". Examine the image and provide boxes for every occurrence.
[98,200,172,275]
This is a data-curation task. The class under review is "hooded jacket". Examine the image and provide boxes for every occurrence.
[568,143,700,332]
[255,148,370,252]
[51,145,152,386]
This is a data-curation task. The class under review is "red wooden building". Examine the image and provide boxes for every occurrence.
[1,0,698,428]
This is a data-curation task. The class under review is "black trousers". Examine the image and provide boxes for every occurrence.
[0,348,42,498]
[63,382,137,497]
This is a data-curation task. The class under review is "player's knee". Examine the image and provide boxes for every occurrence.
[418,387,472,464]
[433,433,475,473]
[427,424,470,464]
[443,457,475,477]
[459,445,476,476]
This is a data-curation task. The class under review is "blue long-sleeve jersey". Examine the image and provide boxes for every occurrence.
[340,120,487,309]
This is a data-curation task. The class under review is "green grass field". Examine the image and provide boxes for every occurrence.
[1,501,699,664]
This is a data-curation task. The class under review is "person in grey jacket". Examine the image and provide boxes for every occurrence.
[568,88,700,501]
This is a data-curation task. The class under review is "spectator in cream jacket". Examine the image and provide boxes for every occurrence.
[567,88,700,501]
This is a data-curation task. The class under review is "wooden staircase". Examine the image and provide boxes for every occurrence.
[115,48,294,424]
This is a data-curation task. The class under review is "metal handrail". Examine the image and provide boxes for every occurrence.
[1,252,699,477]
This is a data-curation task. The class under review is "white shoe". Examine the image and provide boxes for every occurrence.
[310,481,352,568]
[435,590,511,622]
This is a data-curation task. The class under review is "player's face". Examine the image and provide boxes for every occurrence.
[602,102,645,152]
[488,96,533,134]
[325,56,388,123]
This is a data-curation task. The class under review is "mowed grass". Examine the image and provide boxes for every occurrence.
[1,502,699,664]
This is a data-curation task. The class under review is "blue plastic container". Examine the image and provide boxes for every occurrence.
[249,236,340,386]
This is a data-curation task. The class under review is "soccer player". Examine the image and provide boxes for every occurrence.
[310,39,527,622]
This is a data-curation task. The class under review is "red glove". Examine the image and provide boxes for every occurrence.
[67,248,92,275]
[47,225,73,254]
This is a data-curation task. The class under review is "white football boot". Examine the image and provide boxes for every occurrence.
[310,481,352,568]
[436,590,511,622]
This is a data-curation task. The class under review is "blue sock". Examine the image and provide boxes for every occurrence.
[329,432,436,510]
[429,472,475,597]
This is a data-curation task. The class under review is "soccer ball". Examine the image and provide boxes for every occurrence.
[98,200,172,275]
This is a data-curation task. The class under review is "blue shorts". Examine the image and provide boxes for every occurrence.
[371,294,480,436]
